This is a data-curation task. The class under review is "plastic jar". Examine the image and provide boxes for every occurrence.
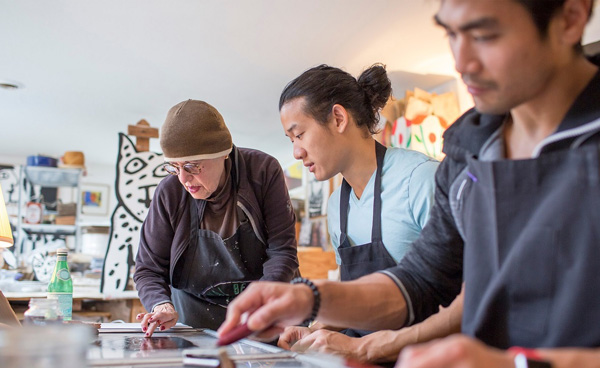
[23,298,63,325]
[0,325,92,368]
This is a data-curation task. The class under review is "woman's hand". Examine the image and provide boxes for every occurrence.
[136,302,179,337]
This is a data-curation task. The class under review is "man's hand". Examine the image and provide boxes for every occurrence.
[136,302,179,337]
[396,334,513,368]
[287,329,367,361]
[277,326,313,350]
[218,281,314,340]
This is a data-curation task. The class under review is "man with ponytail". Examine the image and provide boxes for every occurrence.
[276,64,453,363]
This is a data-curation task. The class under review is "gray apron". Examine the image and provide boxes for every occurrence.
[338,141,397,337]
[459,142,600,348]
[171,198,267,330]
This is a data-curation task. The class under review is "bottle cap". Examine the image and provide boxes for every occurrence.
[56,248,69,255]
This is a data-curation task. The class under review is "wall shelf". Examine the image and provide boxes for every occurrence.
[23,166,81,188]
[21,224,77,235]
[16,166,84,259]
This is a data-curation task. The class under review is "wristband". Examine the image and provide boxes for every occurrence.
[509,347,553,368]
[290,277,320,325]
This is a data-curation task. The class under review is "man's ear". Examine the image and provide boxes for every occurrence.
[558,0,592,47]
[331,104,350,133]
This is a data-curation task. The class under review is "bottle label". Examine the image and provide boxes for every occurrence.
[47,293,73,320]
[58,269,70,281]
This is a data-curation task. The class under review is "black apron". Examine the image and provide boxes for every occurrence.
[459,141,600,348]
[338,141,397,338]
[171,198,267,330]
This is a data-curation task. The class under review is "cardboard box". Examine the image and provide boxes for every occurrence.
[55,216,76,225]
[58,202,77,216]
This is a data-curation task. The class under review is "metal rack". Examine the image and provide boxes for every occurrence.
[16,166,83,260]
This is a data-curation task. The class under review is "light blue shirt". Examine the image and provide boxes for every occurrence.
[327,147,438,264]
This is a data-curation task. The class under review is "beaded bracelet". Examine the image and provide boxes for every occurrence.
[290,277,321,325]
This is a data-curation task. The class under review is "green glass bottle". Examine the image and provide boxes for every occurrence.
[47,248,73,320]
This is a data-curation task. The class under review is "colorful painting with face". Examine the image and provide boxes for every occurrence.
[389,89,458,160]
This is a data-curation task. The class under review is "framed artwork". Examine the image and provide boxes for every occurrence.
[81,183,110,215]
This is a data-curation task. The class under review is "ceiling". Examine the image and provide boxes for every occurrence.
[2,0,600,168]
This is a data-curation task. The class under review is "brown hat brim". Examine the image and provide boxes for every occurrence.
[163,147,232,162]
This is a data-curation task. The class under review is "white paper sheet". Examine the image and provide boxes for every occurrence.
[98,322,194,333]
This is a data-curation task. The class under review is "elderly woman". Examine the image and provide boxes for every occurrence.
[134,99,299,336]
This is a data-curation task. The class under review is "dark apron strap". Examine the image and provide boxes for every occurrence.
[336,142,392,339]
[175,198,207,289]
[339,141,386,247]
[190,198,205,237]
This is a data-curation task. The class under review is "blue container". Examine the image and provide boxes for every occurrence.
[26,155,58,167]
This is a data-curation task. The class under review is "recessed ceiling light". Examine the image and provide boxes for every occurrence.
[0,79,23,90]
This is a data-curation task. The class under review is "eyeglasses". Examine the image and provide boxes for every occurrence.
[163,162,202,176]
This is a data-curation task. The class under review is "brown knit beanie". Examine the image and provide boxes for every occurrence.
[160,99,233,161]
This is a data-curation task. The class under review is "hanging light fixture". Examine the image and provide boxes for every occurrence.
[0,79,23,90]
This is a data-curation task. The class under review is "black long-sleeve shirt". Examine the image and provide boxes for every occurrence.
[134,146,299,312]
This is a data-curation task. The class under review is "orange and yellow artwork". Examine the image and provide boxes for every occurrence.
[380,88,460,161]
